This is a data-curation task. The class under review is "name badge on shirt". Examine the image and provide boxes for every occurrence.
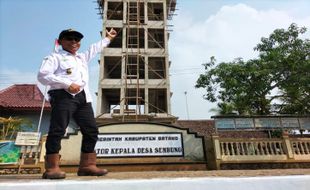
[66,68,72,75]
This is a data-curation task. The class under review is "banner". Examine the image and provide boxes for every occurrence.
[0,141,20,164]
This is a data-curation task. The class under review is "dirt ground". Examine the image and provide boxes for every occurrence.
[1,169,310,181]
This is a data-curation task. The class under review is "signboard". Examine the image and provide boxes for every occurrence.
[0,141,20,164]
[15,132,41,146]
[215,119,235,129]
[95,133,183,157]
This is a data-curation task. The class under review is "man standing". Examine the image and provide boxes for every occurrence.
[38,28,117,179]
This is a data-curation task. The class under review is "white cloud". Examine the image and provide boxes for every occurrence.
[169,3,310,119]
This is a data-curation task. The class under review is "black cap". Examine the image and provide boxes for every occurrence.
[58,29,84,40]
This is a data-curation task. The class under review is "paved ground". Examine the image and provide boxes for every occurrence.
[2,170,310,190]
[1,169,310,181]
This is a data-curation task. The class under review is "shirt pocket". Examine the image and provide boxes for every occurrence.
[59,61,76,75]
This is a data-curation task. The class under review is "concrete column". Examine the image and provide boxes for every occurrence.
[144,0,148,24]
[144,1,149,114]
[120,0,127,115]
[96,87,102,116]
[96,0,109,116]
[163,0,168,51]
[210,135,221,170]
[144,25,148,50]
[283,132,294,159]
[120,56,126,115]
[163,0,171,114]
[144,56,149,114]
[123,1,127,24]
[103,0,108,25]
[122,3,127,53]
[165,56,171,114]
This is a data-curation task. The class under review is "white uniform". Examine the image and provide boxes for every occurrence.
[38,38,110,102]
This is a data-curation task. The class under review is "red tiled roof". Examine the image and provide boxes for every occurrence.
[0,84,50,111]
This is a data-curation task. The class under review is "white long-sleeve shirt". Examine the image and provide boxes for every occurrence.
[38,38,110,102]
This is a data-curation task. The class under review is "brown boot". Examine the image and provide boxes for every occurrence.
[42,154,66,179]
[77,152,108,176]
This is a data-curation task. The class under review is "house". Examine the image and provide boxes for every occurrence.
[0,84,51,135]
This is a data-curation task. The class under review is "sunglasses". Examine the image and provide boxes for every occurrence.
[63,36,81,42]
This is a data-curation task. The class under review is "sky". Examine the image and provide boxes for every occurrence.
[1,0,310,120]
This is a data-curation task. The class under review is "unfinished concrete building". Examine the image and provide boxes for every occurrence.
[96,0,177,123]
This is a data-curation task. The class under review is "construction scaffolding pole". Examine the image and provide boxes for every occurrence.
[123,0,142,121]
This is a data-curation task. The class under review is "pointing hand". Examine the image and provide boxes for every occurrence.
[106,28,117,40]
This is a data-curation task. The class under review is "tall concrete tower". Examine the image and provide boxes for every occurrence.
[96,0,177,123]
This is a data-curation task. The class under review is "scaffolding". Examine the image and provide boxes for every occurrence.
[123,1,143,121]
[96,0,177,123]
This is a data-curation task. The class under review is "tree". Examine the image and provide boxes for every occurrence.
[209,102,236,115]
[0,117,33,140]
[196,23,310,115]
[255,23,310,114]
